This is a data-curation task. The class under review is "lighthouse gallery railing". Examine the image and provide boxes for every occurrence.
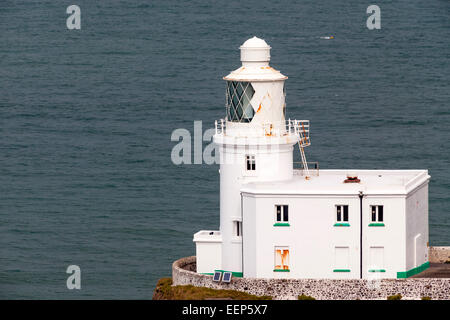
[214,119,310,147]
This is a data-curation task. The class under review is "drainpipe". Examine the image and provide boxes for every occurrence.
[240,192,244,277]
[359,191,364,279]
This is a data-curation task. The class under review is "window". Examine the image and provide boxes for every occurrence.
[274,205,289,226]
[246,155,256,171]
[333,246,350,272]
[337,205,348,222]
[234,221,242,237]
[226,81,255,122]
[368,246,385,273]
[335,205,349,227]
[274,247,290,272]
[370,205,384,226]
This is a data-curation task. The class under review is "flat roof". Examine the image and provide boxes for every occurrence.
[240,170,430,196]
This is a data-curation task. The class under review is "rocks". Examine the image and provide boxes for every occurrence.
[429,247,450,264]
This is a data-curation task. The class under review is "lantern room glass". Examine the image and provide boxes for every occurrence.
[226,81,255,122]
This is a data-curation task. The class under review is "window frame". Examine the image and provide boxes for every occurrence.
[274,246,290,272]
[274,205,289,226]
[232,220,243,238]
[369,205,385,226]
[243,154,257,177]
[368,246,386,273]
[334,205,349,226]
[236,221,242,237]
[245,154,256,171]
[226,81,255,123]
[333,246,351,273]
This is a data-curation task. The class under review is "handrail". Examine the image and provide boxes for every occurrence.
[215,118,310,142]
[294,161,320,176]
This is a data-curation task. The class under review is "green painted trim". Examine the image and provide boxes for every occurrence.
[333,269,351,272]
[368,223,385,227]
[214,270,243,278]
[273,269,290,272]
[369,269,386,273]
[334,223,350,227]
[397,261,430,279]
[201,273,214,275]
[273,223,290,227]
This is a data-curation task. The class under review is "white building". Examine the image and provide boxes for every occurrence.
[193,37,430,280]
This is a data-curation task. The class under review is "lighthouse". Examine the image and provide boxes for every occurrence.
[194,37,430,280]
[194,36,310,277]
[215,37,310,276]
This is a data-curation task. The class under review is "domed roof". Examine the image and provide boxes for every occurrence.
[240,36,270,49]
[224,36,286,81]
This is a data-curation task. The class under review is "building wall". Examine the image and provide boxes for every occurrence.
[242,193,410,279]
[242,196,257,276]
[243,194,362,279]
[405,183,429,272]
[195,241,222,274]
[362,195,406,279]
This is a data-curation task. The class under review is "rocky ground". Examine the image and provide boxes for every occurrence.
[152,278,272,300]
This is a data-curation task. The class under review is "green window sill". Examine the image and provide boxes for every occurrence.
[273,223,290,227]
[273,269,290,272]
[369,269,386,273]
[334,223,350,227]
[333,269,351,272]
[368,223,385,227]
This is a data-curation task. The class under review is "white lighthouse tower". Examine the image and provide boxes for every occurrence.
[194,36,310,276]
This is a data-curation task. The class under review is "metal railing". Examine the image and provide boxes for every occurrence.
[294,161,320,176]
[214,118,315,178]
[215,118,310,143]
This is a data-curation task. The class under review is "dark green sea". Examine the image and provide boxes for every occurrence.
[0,0,449,298]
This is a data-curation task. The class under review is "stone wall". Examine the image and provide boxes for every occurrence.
[172,255,450,300]
[429,246,450,263]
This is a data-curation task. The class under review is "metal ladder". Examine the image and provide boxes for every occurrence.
[295,120,310,179]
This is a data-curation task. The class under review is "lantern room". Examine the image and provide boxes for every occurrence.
[223,37,288,127]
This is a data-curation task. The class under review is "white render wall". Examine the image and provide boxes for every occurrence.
[195,241,222,274]
[242,194,361,279]
[362,195,406,278]
[242,192,417,279]
[193,231,222,274]
[405,183,429,271]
